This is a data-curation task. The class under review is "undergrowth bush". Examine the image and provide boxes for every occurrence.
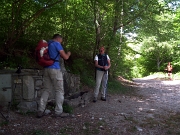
[108,79,130,94]
[149,72,180,80]
[63,104,73,114]
[80,72,130,94]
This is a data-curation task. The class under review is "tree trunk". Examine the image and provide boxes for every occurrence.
[92,1,101,61]
[157,57,163,71]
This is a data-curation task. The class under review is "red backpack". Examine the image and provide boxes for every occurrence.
[35,40,58,67]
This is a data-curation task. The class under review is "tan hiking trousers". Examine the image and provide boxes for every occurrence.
[94,70,108,98]
[38,68,64,115]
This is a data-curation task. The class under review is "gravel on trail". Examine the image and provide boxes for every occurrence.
[1,77,180,135]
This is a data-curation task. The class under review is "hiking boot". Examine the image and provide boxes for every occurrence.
[36,111,44,118]
[93,97,97,103]
[51,112,70,118]
[101,97,106,101]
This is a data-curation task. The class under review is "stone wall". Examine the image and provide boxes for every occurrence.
[12,69,43,102]
[0,73,12,106]
[11,62,81,100]
[0,59,92,113]
[64,72,80,96]
[60,58,81,96]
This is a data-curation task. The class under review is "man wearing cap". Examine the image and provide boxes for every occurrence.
[93,46,111,102]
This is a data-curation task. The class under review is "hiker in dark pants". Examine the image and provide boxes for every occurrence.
[93,46,111,102]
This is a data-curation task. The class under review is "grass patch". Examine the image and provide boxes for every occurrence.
[148,72,180,80]
[142,114,180,134]
[127,126,137,132]
[97,119,107,127]
[0,121,9,127]
[149,72,167,78]
[10,100,20,111]
[84,122,91,128]
[59,127,74,135]
[81,73,130,94]
[163,114,180,128]
[108,79,130,94]
[125,116,138,124]
[141,118,160,129]
[45,102,73,114]
[83,126,100,135]
[30,129,50,135]
[63,104,73,114]
[80,74,95,88]
[173,72,180,80]
[18,110,36,116]
[82,121,101,135]
[91,129,100,134]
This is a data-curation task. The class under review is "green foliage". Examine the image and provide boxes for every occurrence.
[127,3,180,77]
[30,129,50,135]
[108,79,130,94]
[0,121,9,127]
[143,72,180,80]
[18,110,36,116]
[131,61,147,78]
[63,104,73,114]
[10,100,20,111]
[69,58,88,75]
[138,37,173,72]
[108,38,137,79]
[0,0,178,79]
[66,57,95,88]
[5,55,31,69]
[171,72,180,80]
[80,74,95,88]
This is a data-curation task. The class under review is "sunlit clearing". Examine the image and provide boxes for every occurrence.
[162,80,180,85]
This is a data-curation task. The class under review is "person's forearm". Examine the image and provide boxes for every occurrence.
[108,64,111,69]
[95,64,104,69]
[107,63,111,69]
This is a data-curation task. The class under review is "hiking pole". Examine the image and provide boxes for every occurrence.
[104,70,108,102]
[0,111,8,122]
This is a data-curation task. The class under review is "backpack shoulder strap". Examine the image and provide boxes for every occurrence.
[105,53,107,56]
[48,41,59,61]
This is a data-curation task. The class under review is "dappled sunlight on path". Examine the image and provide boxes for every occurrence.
[162,80,180,85]
[1,76,180,135]
[133,77,180,114]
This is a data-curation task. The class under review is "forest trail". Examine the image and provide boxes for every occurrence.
[133,76,180,114]
[1,76,180,135]
[73,76,180,134]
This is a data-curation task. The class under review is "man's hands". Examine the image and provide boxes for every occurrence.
[67,51,71,57]
[103,66,109,70]
[60,50,71,60]
[95,60,110,70]
[104,60,111,70]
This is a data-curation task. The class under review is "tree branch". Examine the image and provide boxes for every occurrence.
[115,1,153,30]
[8,0,64,48]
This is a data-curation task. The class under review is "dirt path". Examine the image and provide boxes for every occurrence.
[1,77,180,135]
[133,77,180,114]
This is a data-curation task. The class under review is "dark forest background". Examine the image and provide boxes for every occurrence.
[1,0,180,85]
